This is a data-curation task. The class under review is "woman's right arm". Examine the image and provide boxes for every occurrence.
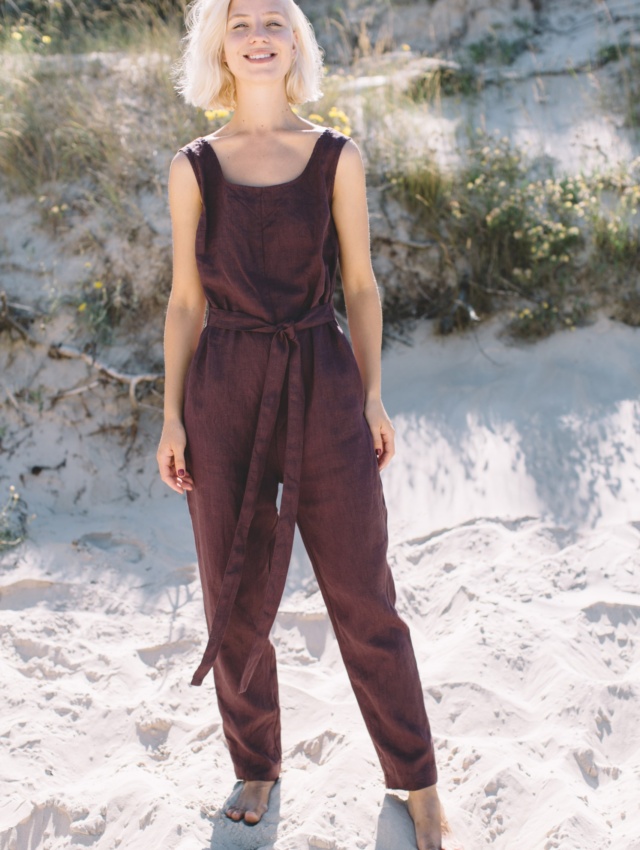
[156,151,207,494]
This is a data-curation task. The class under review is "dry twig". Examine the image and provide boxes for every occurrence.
[48,344,163,410]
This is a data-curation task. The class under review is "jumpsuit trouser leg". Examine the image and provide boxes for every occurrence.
[190,426,285,783]
[295,413,438,791]
[198,375,438,791]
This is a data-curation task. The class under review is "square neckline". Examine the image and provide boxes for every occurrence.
[202,127,331,190]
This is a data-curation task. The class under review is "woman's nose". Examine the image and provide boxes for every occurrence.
[249,23,270,40]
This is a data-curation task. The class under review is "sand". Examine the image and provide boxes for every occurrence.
[1,314,639,850]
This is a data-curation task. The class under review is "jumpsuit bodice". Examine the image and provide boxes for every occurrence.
[178,127,354,693]
[180,126,347,322]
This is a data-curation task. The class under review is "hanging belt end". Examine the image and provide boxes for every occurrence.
[190,661,212,687]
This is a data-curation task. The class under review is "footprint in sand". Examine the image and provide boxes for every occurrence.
[276,609,332,660]
[1,799,106,847]
[289,730,345,766]
[8,629,82,680]
[481,778,506,840]
[73,532,144,564]
[136,716,172,761]
[136,638,199,668]
[582,601,639,672]
[0,579,58,611]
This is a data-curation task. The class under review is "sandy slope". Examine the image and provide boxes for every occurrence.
[1,315,639,850]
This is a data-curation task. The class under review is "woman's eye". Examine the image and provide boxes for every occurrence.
[232,21,281,29]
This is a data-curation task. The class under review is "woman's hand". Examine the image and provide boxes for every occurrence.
[157,419,194,494]
[364,396,395,471]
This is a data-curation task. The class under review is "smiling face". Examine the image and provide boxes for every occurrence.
[222,0,298,83]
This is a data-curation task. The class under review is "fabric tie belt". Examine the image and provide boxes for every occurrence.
[190,300,339,694]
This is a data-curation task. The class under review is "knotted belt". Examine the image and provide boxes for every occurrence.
[190,300,339,694]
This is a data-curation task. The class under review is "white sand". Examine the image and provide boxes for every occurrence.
[1,314,639,849]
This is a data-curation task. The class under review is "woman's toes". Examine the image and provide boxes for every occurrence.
[244,804,266,824]
[225,806,242,821]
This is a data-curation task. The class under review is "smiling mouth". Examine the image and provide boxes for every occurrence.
[244,53,276,62]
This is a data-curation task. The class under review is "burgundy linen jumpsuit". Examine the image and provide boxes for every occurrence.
[178,126,438,790]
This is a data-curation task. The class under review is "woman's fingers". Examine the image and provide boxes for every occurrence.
[368,425,392,470]
[172,448,194,493]
[374,417,395,471]
[158,452,184,493]
[364,398,395,470]
[157,432,194,494]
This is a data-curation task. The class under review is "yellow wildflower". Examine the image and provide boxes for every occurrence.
[42,34,52,44]
[204,108,229,121]
[50,205,60,214]
[401,43,411,51]
[11,31,22,41]
[308,113,324,122]
[78,303,87,312]
[93,281,103,289]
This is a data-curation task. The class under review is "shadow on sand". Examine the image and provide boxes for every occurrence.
[375,793,418,850]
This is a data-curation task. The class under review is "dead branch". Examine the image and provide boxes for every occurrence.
[372,234,437,250]
[0,291,39,345]
[50,380,102,404]
[48,343,164,410]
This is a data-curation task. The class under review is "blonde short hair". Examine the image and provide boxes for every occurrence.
[172,0,324,110]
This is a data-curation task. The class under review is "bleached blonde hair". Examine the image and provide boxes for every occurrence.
[172,0,324,110]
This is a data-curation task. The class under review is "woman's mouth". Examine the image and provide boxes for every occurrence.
[244,53,276,63]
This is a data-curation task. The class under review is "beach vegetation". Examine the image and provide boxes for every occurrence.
[0,486,29,550]
[466,33,529,66]
[1,2,638,347]
[407,64,478,102]
[384,129,640,340]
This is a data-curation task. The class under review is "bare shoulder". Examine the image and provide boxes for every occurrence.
[168,149,202,214]
[336,135,362,161]
[334,137,366,195]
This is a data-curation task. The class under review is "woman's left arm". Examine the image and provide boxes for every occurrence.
[331,138,395,471]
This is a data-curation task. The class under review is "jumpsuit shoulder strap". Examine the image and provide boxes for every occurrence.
[176,136,209,205]
[318,127,351,200]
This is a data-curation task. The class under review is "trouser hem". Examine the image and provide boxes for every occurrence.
[383,763,438,791]
[234,764,282,782]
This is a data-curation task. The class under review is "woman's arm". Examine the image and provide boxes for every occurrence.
[156,151,207,493]
[331,139,396,471]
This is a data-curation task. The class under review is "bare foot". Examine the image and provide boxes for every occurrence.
[407,784,443,850]
[224,779,276,825]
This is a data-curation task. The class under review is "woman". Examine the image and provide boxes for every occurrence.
[157,0,445,847]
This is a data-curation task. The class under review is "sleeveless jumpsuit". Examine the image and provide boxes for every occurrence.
[177,127,438,790]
